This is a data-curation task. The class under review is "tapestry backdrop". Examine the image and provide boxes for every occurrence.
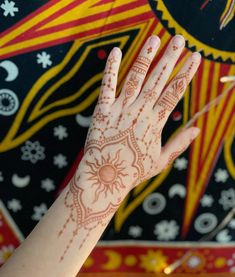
[0,0,234,274]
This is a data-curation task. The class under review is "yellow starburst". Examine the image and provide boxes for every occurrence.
[139,250,168,273]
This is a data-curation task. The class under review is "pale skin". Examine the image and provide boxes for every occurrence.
[0,35,201,277]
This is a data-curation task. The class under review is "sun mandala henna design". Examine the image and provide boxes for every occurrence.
[85,149,128,203]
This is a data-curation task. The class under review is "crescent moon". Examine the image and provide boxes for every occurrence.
[75,114,92,127]
[168,184,186,198]
[0,60,19,82]
[101,250,122,270]
[12,174,31,188]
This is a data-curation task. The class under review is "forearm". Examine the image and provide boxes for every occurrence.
[0,165,127,277]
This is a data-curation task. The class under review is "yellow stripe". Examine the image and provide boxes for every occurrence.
[41,0,148,29]
[0,0,79,48]
[0,5,149,57]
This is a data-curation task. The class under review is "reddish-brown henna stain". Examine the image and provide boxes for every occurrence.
[122,74,140,107]
[93,108,108,123]
[101,53,117,93]
[144,64,167,103]
[85,149,127,203]
[59,48,196,263]
[147,46,152,54]
[158,109,166,122]
[132,56,151,76]
[58,175,121,262]
[158,70,189,111]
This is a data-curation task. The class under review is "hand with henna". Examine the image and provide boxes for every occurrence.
[79,34,201,204]
[0,35,201,277]
[59,34,201,263]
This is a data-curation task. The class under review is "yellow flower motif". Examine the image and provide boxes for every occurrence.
[139,250,168,273]
[0,245,15,264]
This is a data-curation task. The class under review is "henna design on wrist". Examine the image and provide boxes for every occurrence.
[58,175,121,262]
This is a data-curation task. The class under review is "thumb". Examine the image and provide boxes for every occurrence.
[160,127,200,169]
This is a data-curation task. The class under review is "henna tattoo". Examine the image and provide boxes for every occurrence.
[166,143,188,167]
[144,64,167,103]
[101,53,117,93]
[93,108,108,123]
[58,175,121,262]
[158,72,188,111]
[122,74,140,107]
[85,149,128,203]
[132,56,151,76]
[158,109,166,122]
[97,95,112,105]
[147,46,152,54]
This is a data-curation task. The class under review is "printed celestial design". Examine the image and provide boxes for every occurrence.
[0,0,234,275]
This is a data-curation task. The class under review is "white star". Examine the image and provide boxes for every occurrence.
[7,199,22,212]
[37,51,52,68]
[41,178,55,192]
[214,168,229,183]
[200,194,214,207]
[128,226,143,238]
[32,203,47,221]
[1,0,18,17]
[173,157,188,170]
[0,171,3,182]
[53,125,68,140]
[54,154,68,168]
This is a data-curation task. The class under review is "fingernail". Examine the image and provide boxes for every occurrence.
[149,35,160,47]
[191,127,200,139]
[113,47,121,57]
[192,52,201,62]
[173,35,185,47]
